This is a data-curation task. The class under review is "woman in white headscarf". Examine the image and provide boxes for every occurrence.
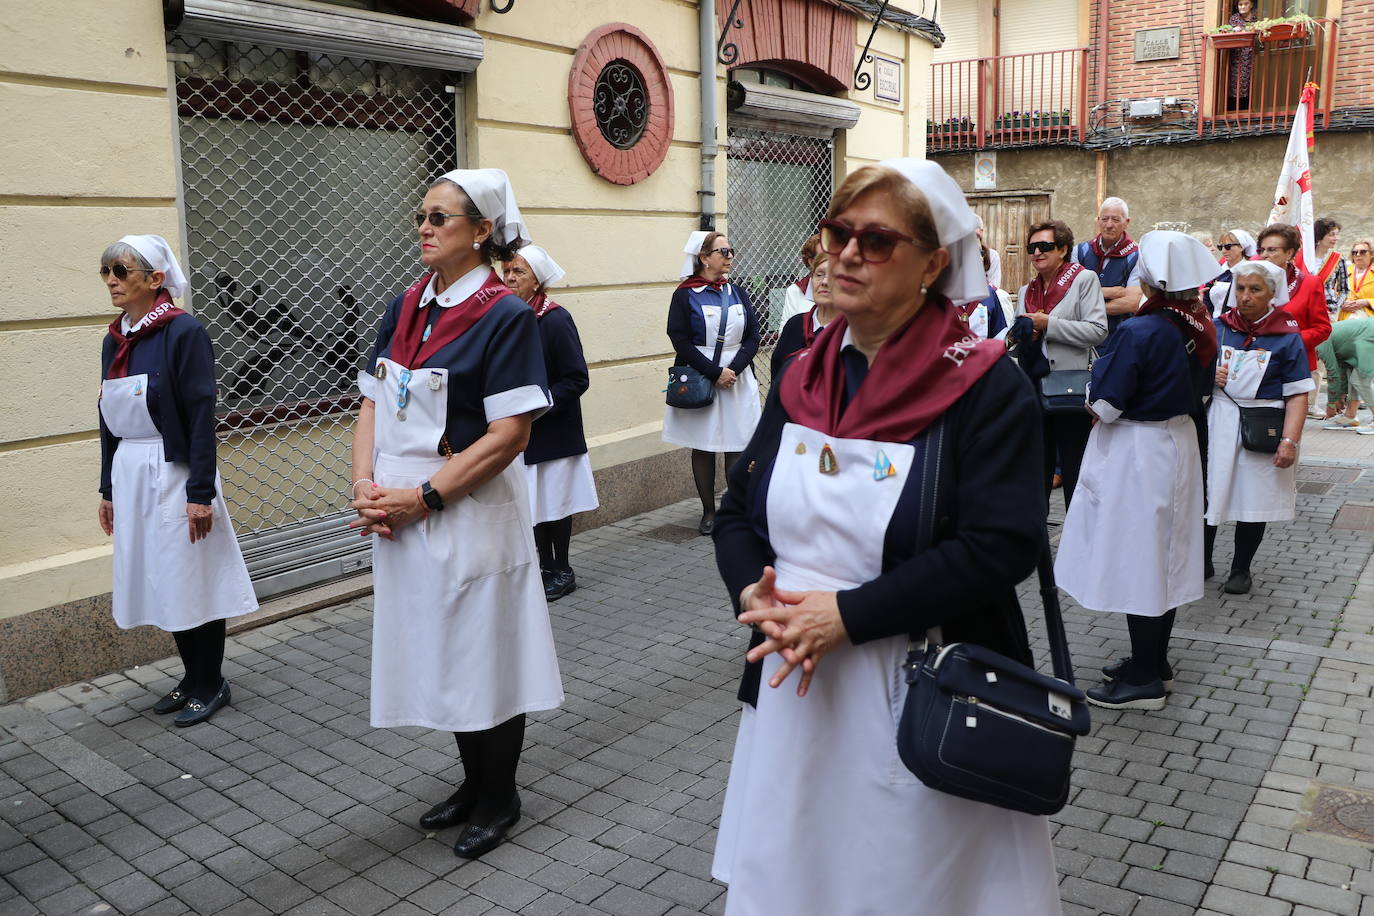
[711,159,1060,915]
[349,169,563,860]
[503,244,599,600]
[1056,232,1222,711]
[1203,259,1312,596]
[1205,228,1257,318]
[663,230,762,534]
[97,235,257,727]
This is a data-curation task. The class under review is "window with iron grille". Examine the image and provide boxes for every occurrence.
[170,35,460,596]
[725,126,834,394]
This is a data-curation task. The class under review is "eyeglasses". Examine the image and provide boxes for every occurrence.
[1026,241,1060,255]
[1219,243,1242,251]
[710,247,736,258]
[1258,246,1288,255]
[819,219,917,264]
[414,211,467,228]
[99,264,153,280]
[1352,249,1372,256]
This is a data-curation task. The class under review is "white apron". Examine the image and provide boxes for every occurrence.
[365,358,563,732]
[100,374,257,631]
[662,299,762,452]
[712,423,1061,916]
[1206,347,1296,524]
[1056,414,1203,615]
[524,453,599,525]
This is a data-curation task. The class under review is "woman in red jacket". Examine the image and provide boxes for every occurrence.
[1258,224,1331,376]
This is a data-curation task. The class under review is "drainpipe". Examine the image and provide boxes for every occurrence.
[699,0,718,232]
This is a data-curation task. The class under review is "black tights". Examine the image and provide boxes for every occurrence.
[1204,521,1267,575]
[533,516,573,571]
[691,449,740,518]
[1122,609,1176,685]
[452,713,526,824]
[172,619,225,702]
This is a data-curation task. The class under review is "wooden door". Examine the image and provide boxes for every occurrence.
[967,193,1051,301]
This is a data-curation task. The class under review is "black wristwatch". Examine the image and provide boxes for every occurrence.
[420,481,444,512]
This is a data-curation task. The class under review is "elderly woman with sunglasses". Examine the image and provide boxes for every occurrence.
[1014,220,1108,508]
[1206,229,1257,318]
[350,169,563,860]
[711,160,1059,915]
[663,231,762,535]
[97,236,256,727]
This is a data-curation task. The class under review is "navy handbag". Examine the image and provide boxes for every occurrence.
[665,298,731,410]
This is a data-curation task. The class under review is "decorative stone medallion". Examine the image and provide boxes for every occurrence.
[568,24,673,185]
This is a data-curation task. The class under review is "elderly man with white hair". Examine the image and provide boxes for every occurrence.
[1073,197,1142,341]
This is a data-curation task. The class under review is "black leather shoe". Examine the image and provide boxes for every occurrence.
[1101,657,1175,692]
[419,789,476,831]
[544,568,576,601]
[453,793,520,859]
[698,514,715,536]
[1223,570,1253,595]
[1086,678,1167,711]
[153,688,190,715]
[174,680,230,727]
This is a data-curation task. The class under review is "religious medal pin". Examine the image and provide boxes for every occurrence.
[818,444,839,475]
[428,372,441,391]
[794,442,807,455]
[375,362,387,381]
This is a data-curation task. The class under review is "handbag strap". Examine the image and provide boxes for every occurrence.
[906,417,1077,686]
[710,290,731,367]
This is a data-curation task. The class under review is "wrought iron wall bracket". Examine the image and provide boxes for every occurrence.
[853,0,893,91]
[490,0,515,12]
[717,0,746,66]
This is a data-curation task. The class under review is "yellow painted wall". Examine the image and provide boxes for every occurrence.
[0,0,179,618]
[841,23,937,172]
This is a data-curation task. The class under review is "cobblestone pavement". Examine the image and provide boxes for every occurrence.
[1,417,1371,916]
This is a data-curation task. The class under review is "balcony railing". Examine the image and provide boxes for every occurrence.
[928,48,1089,152]
[1199,18,1338,136]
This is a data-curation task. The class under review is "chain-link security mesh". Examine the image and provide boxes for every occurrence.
[172,36,457,592]
[725,127,833,393]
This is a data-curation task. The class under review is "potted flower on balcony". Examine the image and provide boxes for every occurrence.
[1254,11,1317,44]
[1207,21,1259,49]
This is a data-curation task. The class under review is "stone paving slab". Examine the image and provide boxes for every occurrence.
[0,426,1371,915]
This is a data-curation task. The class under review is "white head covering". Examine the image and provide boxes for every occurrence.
[1225,228,1257,258]
[1137,230,1226,293]
[877,158,987,305]
[680,230,711,278]
[118,235,188,299]
[1231,259,1290,306]
[436,169,529,246]
[517,244,566,289]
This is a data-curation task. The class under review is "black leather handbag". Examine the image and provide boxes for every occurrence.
[665,299,731,410]
[1039,369,1093,415]
[1220,387,1284,453]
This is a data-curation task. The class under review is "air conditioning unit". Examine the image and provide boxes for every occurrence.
[1129,99,1164,118]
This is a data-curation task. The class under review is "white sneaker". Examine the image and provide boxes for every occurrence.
[1356,427,1374,436]
[1322,417,1361,429]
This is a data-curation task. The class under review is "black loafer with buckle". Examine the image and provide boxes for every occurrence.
[153,688,189,715]
[174,680,231,728]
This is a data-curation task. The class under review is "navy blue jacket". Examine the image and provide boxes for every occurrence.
[666,284,760,379]
[1088,313,1210,421]
[1076,240,1140,338]
[99,314,219,504]
[525,306,590,465]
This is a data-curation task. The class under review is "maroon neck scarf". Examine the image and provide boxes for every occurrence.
[1137,294,1217,368]
[1220,304,1301,349]
[678,275,728,292]
[779,297,1004,442]
[388,270,513,369]
[1089,233,1138,261]
[796,276,810,295]
[1284,263,1306,300]
[106,292,185,379]
[1022,261,1085,315]
[527,291,561,318]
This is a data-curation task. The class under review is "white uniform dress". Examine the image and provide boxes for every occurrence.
[1206,340,1314,524]
[100,374,257,631]
[712,423,1062,916]
[525,454,598,524]
[662,288,762,452]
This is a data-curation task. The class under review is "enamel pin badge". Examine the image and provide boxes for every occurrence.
[375,362,387,381]
[428,372,442,391]
[795,442,807,455]
[873,450,897,481]
[818,444,839,474]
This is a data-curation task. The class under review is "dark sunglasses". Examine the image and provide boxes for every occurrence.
[1026,241,1060,255]
[99,264,153,280]
[1352,249,1372,255]
[819,219,916,264]
[710,247,737,258]
[413,211,467,228]
[1219,242,1242,250]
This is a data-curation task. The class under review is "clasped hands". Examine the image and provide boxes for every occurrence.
[738,566,847,697]
[349,481,425,539]
[716,368,738,389]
